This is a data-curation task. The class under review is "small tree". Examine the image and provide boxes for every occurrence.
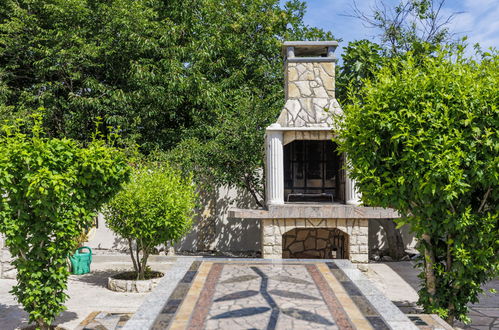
[336,47,498,324]
[0,114,130,329]
[338,0,459,260]
[105,164,196,280]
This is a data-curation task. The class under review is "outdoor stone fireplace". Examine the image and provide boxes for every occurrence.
[282,227,349,259]
[229,41,399,263]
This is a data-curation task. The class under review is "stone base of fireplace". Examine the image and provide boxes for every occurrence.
[283,227,349,259]
[229,204,399,264]
[261,218,368,263]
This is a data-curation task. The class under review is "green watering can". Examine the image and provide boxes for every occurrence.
[70,246,92,275]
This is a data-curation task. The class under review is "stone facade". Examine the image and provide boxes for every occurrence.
[287,62,335,98]
[261,218,369,263]
[282,228,349,259]
[277,61,342,128]
[265,41,353,206]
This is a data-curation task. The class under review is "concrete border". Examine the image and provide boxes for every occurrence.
[287,57,337,63]
[91,254,175,263]
[229,205,400,219]
[337,260,419,329]
[122,257,199,330]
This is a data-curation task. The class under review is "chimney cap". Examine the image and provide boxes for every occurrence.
[282,41,338,57]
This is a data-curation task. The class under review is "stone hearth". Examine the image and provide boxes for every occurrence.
[283,227,349,259]
[229,41,400,263]
[269,219,363,262]
[230,204,398,263]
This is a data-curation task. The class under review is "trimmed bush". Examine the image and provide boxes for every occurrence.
[105,164,196,280]
[0,114,130,329]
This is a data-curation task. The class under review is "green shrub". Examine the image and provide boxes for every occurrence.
[336,47,498,324]
[0,113,130,329]
[104,164,196,280]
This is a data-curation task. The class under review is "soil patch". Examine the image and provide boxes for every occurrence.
[111,270,163,281]
[22,326,67,330]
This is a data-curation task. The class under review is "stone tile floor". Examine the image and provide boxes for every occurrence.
[383,262,499,330]
[454,279,499,330]
[0,260,172,329]
[70,261,499,330]
[126,259,420,330]
[75,312,132,330]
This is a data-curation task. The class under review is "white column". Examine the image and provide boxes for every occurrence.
[345,158,361,205]
[266,124,284,205]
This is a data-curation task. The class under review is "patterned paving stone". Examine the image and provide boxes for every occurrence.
[221,274,259,283]
[268,289,320,300]
[140,260,423,329]
[271,275,313,285]
[75,312,132,330]
[366,316,391,330]
[214,290,260,302]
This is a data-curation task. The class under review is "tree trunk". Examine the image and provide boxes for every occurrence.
[135,243,141,279]
[37,318,50,330]
[139,251,149,280]
[128,238,139,274]
[422,233,437,300]
[446,307,455,326]
[380,219,406,260]
[446,236,455,326]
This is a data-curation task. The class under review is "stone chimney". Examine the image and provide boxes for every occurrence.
[266,41,347,206]
[276,41,342,128]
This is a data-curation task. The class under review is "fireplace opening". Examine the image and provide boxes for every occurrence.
[284,140,341,203]
[282,228,349,259]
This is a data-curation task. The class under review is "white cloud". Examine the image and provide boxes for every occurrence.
[295,0,499,60]
[443,0,499,50]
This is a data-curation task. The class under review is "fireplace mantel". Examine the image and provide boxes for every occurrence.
[229,204,399,219]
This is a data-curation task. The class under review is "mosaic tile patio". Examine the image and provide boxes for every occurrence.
[125,258,419,330]
[76,311,132,330]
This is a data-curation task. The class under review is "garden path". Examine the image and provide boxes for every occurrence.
[124,258,447,330]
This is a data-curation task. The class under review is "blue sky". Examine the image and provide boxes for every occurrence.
[293,0,499,59]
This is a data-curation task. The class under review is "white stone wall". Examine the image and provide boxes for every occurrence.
[261,218,369,263]
[286,62,335,99]
[83,189,415,256]
[277,62,342,128]
[282,130,333,145]
[0,234,16,279]
[85,185,261,254]
[369,219,417,253]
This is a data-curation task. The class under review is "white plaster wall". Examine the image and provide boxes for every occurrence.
[368,219,417,252]
[86,185,261,253]
[85,213,128,251]
[176,185,260,252]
